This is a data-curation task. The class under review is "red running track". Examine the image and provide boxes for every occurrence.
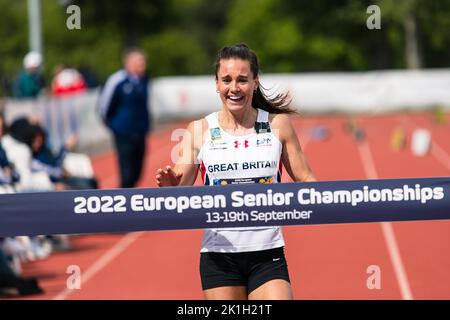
[13,111,450,300]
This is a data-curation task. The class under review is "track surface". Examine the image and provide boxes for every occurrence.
[13,111,450,299]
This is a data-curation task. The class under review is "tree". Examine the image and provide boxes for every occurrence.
[1,0,450,98]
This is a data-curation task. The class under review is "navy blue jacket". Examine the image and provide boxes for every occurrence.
[0,144,20,184]
[31,145,67,182]
[97,70,150,136]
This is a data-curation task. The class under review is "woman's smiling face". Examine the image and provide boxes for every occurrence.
[216,58,259,113]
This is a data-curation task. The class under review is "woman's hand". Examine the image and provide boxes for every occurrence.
[156,165,183,187]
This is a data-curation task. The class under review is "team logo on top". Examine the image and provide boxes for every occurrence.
[234,140,249,148]
[210,127,222,140]
[256,136,272,147]
[207,140,228,150]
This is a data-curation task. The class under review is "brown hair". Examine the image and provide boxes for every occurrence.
[214,43,296,114]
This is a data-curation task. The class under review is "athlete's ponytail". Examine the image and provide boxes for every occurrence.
[214,43,296,114]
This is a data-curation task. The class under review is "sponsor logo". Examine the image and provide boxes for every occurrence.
[234,140,249,148]
[212,176,274,185]
[210,128,222,140]
[256,137,272,147]
[213,179,230,185]
[258,177,273,184]
[207,140,228,150]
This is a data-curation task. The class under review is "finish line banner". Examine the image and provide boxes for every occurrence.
[1,177,450,237]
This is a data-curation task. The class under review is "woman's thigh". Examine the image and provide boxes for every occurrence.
[248,279,293,300]
[204,286,247,300]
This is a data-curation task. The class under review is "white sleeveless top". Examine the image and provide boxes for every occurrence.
[198,108,285,252]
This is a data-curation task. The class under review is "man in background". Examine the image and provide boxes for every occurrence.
[97,48,151,188]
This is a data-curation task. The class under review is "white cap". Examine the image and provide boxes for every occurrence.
[23,51,43,69]
[411,128,431,156]
[54,68,82,87]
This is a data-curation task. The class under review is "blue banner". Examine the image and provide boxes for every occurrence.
[1,177,450,237]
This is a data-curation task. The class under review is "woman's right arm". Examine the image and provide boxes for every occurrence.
[156,120,203,187]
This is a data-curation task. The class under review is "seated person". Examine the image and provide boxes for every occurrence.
[0,247,44,297]
[2,117,53,192]
[30,124,98,190]
[0,139,20,191]
[0,115,20,192]
[0,116,47,292]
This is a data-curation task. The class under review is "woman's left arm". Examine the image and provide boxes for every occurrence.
[272,114,316,182]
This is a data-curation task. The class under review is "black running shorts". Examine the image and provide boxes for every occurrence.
[200,247,290,294]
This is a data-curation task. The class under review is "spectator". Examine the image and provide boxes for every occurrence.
[3,117,96,191]
[97,48,151,188]
[13,51,45,98]
[1,117,53,192]
[51,64,87,96]
[29,123,98,190]
[3,117,96,252]
[0,115,20,192]
[0,115,44,297]
[0,248,44,297]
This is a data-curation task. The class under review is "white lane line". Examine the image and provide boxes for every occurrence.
[357,140,378,181]
[379,222,414,300]
[52,232,143,300]
[356,137,414,300]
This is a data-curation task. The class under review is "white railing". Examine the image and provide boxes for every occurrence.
[4,68,450,152]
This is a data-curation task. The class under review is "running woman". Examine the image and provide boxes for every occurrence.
[156,43,315,300]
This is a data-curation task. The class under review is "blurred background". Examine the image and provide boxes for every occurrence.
[0,0,450,300]
[1,0,450,151]
[1,0,450,82]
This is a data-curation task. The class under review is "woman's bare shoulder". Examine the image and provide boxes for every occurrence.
[185,118,209,149]
[186,118,208,132]
[269,113,293,130]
